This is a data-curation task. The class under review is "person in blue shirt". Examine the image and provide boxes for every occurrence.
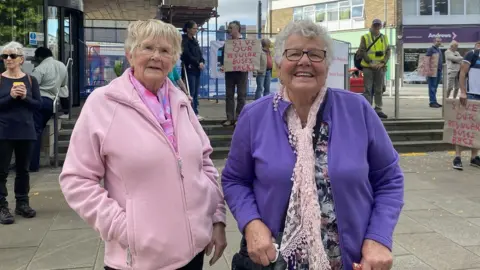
[167,67,191,101]
[425,37,443,108]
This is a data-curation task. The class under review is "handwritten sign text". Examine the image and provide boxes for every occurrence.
[443,99,480,149]
[224,39,261,72]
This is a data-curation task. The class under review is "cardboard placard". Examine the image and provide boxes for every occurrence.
[223,39,262,72]
[443,99,480,149]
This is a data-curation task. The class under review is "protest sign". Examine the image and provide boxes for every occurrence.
[443,99,480,149]
[223,39,262,72]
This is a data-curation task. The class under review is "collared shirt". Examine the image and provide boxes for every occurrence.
[31,57,68,100]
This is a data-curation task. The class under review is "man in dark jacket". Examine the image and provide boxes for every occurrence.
[218,20,248,126]
[181,20,205,121]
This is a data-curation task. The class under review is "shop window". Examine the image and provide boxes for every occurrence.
[450,0,465,14]
[315,4,326,22]
[0,0,44,47]
[303,5,316,22]
[466,0,480,14]
[339,1,351,20]
[293,7,303,21]
[327,2,339,21]
[404,0,418,15]
[434,0,448,14]
[420,0,433,15]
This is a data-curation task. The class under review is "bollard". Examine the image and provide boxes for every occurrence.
[394,63,400,119]
[442,63,447,118]
[344,64,350,90]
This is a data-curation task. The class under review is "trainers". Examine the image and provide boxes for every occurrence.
[471,156,480,168]
[222,120,234,127]
[0,206,15,224]
[197,115,205,121]
[15,203,36,218]
[453,156,463,170]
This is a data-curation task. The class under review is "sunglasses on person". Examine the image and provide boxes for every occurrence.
[0,54,22,60]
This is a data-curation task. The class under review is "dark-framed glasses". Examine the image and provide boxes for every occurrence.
[1,54,22,60]
[283,49,327,62]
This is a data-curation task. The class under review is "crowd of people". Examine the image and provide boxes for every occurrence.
[1,14,478,270]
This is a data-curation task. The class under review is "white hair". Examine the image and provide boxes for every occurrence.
[450,40,458,48]
[125,19,182,63]
[1,41,24,55]
[274,20,333,67]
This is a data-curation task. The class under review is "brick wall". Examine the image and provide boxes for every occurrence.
[364,0,397,27]
[271,8,294,34]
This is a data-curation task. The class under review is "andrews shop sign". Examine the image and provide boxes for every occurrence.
[403,26,480,43]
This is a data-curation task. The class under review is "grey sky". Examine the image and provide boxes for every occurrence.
[207,0,267,29]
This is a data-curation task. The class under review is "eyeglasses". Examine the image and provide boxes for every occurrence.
[283,49,327,62]
[137,44,173,58]
[0,54,22,60]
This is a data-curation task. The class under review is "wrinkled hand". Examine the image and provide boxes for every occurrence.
[459,92,468,107]
[199,63,205,70]
[359,239,393,270]
[245,219,277,266]
[205,223,227,266]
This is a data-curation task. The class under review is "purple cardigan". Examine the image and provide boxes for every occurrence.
[221,88,404,269]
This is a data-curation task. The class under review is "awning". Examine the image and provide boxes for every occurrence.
[157,0,218,28]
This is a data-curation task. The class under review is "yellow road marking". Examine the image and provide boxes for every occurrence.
[400,152,427,157]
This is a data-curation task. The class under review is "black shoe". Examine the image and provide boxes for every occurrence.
[471,156,480,168]
[436,103,443,107]
[453,156,463,170]
[376,111,388,119]
[429,103,441,108]
[0,206,15,224]
[15,203,36,218]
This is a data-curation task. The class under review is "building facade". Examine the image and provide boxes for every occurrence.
[269,0,397,80]
[401,0,480,83]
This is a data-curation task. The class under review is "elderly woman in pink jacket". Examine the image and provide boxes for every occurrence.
[59,19,227,270]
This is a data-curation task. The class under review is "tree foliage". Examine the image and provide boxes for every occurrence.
[0,0,44,46]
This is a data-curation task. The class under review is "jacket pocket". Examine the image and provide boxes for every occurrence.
[126,199,137,259]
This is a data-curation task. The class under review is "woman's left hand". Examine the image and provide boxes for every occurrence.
[205,222,227,266]
[359,239,393,270]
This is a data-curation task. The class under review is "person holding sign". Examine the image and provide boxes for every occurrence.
[222,20,403,270]
[451,41,480,170]
[218,20,250,127]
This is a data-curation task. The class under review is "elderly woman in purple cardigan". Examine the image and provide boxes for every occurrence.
[222,20,404,270]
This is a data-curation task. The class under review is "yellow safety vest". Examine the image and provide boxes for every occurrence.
[360,32,389,68]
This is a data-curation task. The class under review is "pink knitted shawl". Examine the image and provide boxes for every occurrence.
[279,86,331,269]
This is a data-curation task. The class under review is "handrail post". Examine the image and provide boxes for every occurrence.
[344,64,350,90]
[394,63,400,119]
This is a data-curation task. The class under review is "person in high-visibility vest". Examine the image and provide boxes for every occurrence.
[358,19,390,119]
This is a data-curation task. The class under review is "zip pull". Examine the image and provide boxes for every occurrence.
[127,246,132,267]
[177,158,184,180]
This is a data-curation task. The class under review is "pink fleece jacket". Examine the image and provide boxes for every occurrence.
[59,70,226,269]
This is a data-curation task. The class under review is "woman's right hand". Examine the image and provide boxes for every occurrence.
[10,86,18,98]
[244,219,277,266]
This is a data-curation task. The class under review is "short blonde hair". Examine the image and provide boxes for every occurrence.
[1,41,24,56]
[274,20,333,67]
[125,19,182,63]
[450,40,458,48]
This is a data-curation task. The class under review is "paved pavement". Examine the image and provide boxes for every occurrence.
[1,152,480,270]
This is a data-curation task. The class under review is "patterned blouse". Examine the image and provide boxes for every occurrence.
[315,122,343,270]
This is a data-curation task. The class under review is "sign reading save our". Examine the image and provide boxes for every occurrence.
[223,39,262,72]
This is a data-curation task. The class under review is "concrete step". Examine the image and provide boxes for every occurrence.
[382,119,444,131]
[58,129,73,141]
[388,129,444,142]
[60,119,76,130]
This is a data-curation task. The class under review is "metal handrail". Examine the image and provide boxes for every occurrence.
[53,58,73,167]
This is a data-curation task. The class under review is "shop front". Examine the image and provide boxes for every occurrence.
[0,0,85,106]
[402,26,480,84]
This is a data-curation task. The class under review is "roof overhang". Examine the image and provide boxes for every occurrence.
[157,0,219,28]
[84,0,160,20]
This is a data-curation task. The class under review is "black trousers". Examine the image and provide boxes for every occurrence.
[0,140,34,207]
[105,250,205,270]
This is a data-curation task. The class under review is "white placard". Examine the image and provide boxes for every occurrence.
[326,39,349,89]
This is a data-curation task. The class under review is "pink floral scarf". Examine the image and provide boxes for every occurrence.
[128,70,177,151]
[279,86,331,269]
